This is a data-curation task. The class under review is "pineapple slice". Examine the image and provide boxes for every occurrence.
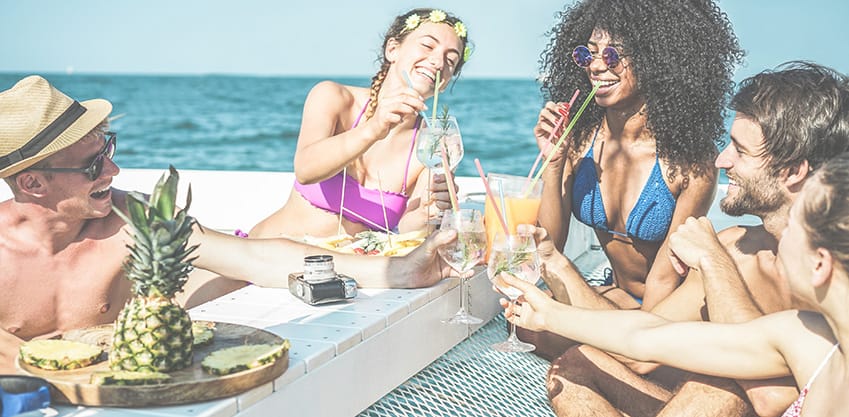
[201,341,289,376]
[20,340,103,370]
[192,321,215,347]
[90,370,171,386]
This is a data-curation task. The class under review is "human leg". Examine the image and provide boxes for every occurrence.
[547,345,671,417]
[656,375,754,417]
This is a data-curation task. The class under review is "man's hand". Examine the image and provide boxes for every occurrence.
[392,229,462,288]
[667,217,723,275]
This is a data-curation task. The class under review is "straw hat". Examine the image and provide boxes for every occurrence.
[0,75,112,178]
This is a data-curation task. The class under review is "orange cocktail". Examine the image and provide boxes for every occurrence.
[483,173,544,261]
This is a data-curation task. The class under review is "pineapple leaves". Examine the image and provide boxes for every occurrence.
[150,166,179,221]
[113,166,199,299]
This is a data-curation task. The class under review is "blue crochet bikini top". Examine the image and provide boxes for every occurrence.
[571,127,675,242]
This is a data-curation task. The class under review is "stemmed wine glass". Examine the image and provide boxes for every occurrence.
[487,230,540,352]
[415,116,464,229]
[438,208,486,325]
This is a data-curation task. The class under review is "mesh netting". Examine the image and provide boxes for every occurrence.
[360,252,610,416]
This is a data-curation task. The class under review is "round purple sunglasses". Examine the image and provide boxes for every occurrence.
[572,45,625,71]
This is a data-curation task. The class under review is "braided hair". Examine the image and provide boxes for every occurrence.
[539,0,743,180]
[366,8,470,120]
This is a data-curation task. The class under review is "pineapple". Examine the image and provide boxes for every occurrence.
[90,370,171,386]
[110,166,199,373]
[19,340,103,370]
[192,321,215,347]
[201,341,290,376]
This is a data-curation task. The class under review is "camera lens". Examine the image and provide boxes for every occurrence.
[304,255,336,283]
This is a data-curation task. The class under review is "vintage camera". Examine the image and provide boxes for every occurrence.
[288,255,357,305]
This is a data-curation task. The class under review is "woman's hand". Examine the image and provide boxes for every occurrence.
[428,173,458,215]
[516,224,563,265]
[498,273,557,332]
[533,101,570,165]
[364,86,426,140]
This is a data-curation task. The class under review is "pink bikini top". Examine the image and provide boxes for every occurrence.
[293,100,420,231]
[781,343,840,417]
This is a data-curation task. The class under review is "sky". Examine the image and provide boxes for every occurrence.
[1,0,847,80]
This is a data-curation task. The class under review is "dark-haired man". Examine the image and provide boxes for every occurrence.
[542,61,849,416]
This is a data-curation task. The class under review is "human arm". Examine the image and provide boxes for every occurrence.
[191,222,459,288]
[0,327,23,373]
[526,225,617,309]
[535,102,573,250]
[667,218,762,320]
[639,168,717,310]
[669,219,799,416]
[294,82,426,184]
[501,273,799,381]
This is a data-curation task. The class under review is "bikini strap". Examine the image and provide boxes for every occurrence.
[400,115,422,194]
[352,99,370,128]
[338,99,370,230]
[588,124,602,157]
[804,343,840,390]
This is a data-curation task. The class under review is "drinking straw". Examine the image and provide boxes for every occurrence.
[337,167,348,235]
[341,206,396,235]
[431,71,441,125]
[495,178,513,250]
[474,158,509,236]
[524,89,581,192]
[439,141,460,212]
[525,82,601,197]
[401,72,430,126]
[377,171,393,248]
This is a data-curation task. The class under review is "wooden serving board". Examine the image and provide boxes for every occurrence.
[17,322,288,407]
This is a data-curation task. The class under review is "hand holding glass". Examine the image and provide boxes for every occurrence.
[416,116,463,229]
[416,116,463,174]
[438,209,486,324]
[487,230,540,352]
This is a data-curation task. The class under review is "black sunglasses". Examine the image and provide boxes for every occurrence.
[30,132,117,181]
[572,45,626,72]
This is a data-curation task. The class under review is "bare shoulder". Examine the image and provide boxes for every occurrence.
[717,224,775,257]
[306,81,361,107]
[302,81,368,125]
[675,164,717,197]
[761,310,835,346]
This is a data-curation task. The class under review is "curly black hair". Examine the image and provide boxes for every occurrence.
[539,0,744,180]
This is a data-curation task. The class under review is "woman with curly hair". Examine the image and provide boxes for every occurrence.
[250,8,470,240]
[531,0,743,316]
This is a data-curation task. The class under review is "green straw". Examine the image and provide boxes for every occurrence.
[524,82,600,197]
[431,71,441,125]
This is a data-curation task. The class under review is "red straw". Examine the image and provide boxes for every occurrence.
[525,89,581,184]
[474,158,509,236]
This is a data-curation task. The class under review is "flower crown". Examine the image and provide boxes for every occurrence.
[402,10,472,62]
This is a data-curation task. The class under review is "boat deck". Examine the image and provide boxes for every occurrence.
[2,169,758,416]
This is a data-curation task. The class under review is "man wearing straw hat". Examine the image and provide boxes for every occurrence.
[536,62,849,416]
[0,75,459,373]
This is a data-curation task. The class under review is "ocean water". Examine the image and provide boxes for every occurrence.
[0,73,729,181]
